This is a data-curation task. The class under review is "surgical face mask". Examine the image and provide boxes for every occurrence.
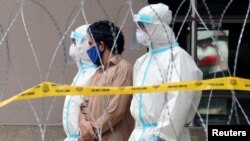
[87,45,103,66]
[69,44,79,61]
[136,29,151,47]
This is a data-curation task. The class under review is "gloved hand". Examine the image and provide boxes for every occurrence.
[149,135,164,141]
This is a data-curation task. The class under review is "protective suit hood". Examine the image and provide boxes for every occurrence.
[135,3,176,49]
[70,24,93,69]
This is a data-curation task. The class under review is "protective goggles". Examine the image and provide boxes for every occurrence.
[70,31,84,41]
[137,22,145,29]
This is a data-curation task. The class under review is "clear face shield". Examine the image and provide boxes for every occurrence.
[68,31,85,66]
[70,31,84,46]
[130,14,153,50]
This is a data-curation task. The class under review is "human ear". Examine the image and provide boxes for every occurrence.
[98,41,105,52]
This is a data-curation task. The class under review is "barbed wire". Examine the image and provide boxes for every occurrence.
[0,0,250,140]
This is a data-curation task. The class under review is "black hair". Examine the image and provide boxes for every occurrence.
[88,20,124,54]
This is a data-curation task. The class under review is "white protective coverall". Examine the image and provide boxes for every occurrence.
[62,24,98,141]
[129,3,203,141]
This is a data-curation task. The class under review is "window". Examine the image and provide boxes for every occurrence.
[196,23,250,79]
[196,29,229,76]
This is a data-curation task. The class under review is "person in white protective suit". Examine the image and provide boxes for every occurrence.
[129,3,203,141]
[62,24,98,141]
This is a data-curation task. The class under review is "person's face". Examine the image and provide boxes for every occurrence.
[137,22,147,33]
[87,36,105,52]
[71,38,76,46]
[87,36,95,49]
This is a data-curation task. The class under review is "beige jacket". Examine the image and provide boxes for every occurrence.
[83,55,134,141]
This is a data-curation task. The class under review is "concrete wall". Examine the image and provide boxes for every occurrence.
[0,0,146,125]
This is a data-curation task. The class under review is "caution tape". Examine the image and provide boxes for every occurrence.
[1,76,250,107]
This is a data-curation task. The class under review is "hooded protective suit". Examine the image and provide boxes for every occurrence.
[129,3,203,141]
[63,24,98,141]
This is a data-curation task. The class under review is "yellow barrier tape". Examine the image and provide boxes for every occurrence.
[1,76,250,107]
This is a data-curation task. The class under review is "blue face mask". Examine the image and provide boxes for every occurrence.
[87,45,103,66]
